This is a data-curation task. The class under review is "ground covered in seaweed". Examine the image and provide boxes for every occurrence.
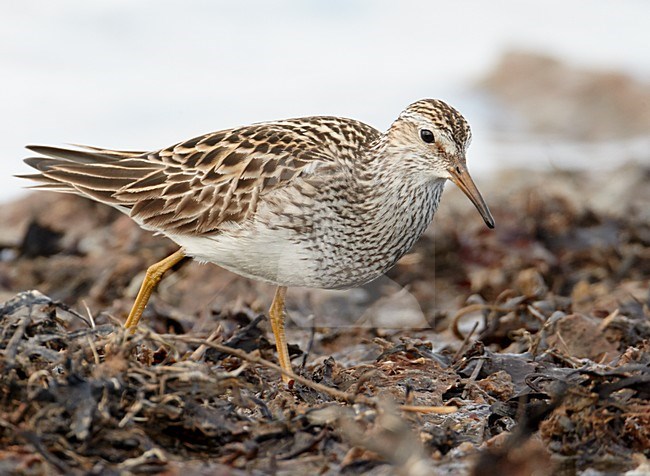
[0,161,649,476]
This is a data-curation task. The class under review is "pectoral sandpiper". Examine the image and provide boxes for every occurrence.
[20,99,494,383]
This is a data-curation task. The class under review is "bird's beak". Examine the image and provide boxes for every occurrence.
[449,164,495,229]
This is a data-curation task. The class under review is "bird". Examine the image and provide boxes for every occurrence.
[19,99,494,383]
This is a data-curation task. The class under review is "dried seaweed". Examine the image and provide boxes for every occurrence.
[1,164,649,475]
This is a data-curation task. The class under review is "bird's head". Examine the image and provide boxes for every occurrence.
[385,98,495,229]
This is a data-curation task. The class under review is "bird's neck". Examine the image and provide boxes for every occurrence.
[358,137,446,215]
[360,166,446,231]
[347,141,446,263]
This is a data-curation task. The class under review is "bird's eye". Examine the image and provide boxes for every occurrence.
[420,129,435,144]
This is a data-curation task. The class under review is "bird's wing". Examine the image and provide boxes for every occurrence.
[21,117,380,235]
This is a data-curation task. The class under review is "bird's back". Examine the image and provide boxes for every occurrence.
[20,117,381,236]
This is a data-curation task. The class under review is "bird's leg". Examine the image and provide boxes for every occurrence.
[269,286,294,383]
[124,248,187,331]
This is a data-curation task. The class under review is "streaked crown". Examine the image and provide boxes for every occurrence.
[396,98,472,151]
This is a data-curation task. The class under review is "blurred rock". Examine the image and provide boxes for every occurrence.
[19,221,63,258]
[481,51,650,140]
[544,313,619,362]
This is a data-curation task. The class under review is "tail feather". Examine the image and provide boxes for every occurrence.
[25,145,126,164]
[67,144,147,157]
[19,144,162,212]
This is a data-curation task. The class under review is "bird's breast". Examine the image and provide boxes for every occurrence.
[307,179,445,288]
[168,178,445,289]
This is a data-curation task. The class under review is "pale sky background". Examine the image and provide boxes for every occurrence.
[2,0,650,202]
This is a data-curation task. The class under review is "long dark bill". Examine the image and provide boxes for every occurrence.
[449,165,495,229]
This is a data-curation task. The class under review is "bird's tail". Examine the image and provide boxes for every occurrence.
[18,144,158,209]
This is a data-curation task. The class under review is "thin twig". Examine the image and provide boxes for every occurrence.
[81,300,96,329]
[451,303,509,340]
[188,326,222,361]
[399,405,457,414]
[4,308,32,365]
[170,335,357,403]
[300,317,316,372]
[452,320,480,362]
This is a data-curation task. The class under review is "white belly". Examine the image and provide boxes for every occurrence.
[166,224,321,288]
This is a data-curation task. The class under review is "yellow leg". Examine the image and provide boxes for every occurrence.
[124,248,186,331]
[269,286,294,383]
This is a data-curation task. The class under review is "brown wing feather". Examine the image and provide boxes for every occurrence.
[21,117,380,235]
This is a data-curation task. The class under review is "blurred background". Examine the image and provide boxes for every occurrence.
[3,0,650,202]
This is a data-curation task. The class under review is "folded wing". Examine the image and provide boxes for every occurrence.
[21,117,379,235]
